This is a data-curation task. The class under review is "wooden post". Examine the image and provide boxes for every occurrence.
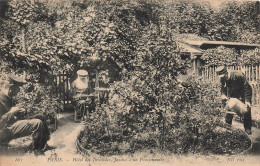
[252,84,255,105]
[252,66,254,82]
[255,65,258,81]
[211,67,213,81]
[212,66,214,81]
[256,64,259,81]
[193,57,196,74]
[241,65,245,75]
[95,69,100,104]
[55,74,58,97]
[245,65,248,81]
[258,84,260,107]
[208,67,210,81]
[201,68,204,79]
[66,71,69,104]
[62,70,65,106]
[209,67,212,81]
[205,67,208,80]
[202,68,205,78]
[206,67,208,81]
[249,65,251,82]
[68,77,71,103]
[59,71,61,99]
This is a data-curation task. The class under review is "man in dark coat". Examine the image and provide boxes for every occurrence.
[216,66,252,134]
[0,75,51,154]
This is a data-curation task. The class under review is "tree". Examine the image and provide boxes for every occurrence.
[208,1,260,43]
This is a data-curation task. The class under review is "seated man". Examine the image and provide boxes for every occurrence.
[0,75,51,155]
[71,70,95,122]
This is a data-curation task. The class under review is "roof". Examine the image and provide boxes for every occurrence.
[183,40,260,49]
[177,42,202,56]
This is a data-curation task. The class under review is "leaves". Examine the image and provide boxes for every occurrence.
[201,46,260,66]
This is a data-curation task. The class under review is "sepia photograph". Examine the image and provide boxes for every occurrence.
[0,0,259,165]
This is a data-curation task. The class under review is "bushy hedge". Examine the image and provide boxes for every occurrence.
[78,75,251,155]
[201,46,260,66]
[14,82,62,131]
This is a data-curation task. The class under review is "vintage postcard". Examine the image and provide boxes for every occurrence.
[0,0,259,166]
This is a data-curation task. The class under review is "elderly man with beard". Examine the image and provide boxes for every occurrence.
[71,70,94,122]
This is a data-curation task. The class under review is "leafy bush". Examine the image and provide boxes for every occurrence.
[14,82,62,131]
[204,126,251,154]
[79,74,251,155]
[201,46,260,67]
[76,0,251,156]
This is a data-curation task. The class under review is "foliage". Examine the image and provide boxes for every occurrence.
[14,82,63,129]
[78,74,252,155]
[1,0,259,81]
[201,46,239,66]
[0,0,256,155]
[0,0,65,78]
[201,46,260,66]
[208,1,260,43]
[204,126,251,154]
[240,48,260,65]
[162,0,213,36]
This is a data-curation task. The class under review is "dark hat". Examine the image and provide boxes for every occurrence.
[8,75,27,85]
[216,66,227,78]
[77,70,88,77]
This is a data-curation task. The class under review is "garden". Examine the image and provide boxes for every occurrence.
[0,0,259,158]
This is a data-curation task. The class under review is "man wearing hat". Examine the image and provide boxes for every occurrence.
[216,66,252,134]
[0,74,51,154]
[71,70,93,122]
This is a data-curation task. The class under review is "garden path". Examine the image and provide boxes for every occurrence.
[44,112,84,157]
[45,111,260,156]
[45,108,260,156]
[1,111,260,166]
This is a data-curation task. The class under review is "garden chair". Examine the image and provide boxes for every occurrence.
[74,94,98,122]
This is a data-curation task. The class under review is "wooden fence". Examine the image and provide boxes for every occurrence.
[52,71,73,106]
[51,70,104,111]
[201,64,260,106]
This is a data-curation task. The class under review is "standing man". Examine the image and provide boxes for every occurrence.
[216,66,252,134]
[0,75,51,155]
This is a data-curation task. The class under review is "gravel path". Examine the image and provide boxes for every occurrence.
[45,112,84,156]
